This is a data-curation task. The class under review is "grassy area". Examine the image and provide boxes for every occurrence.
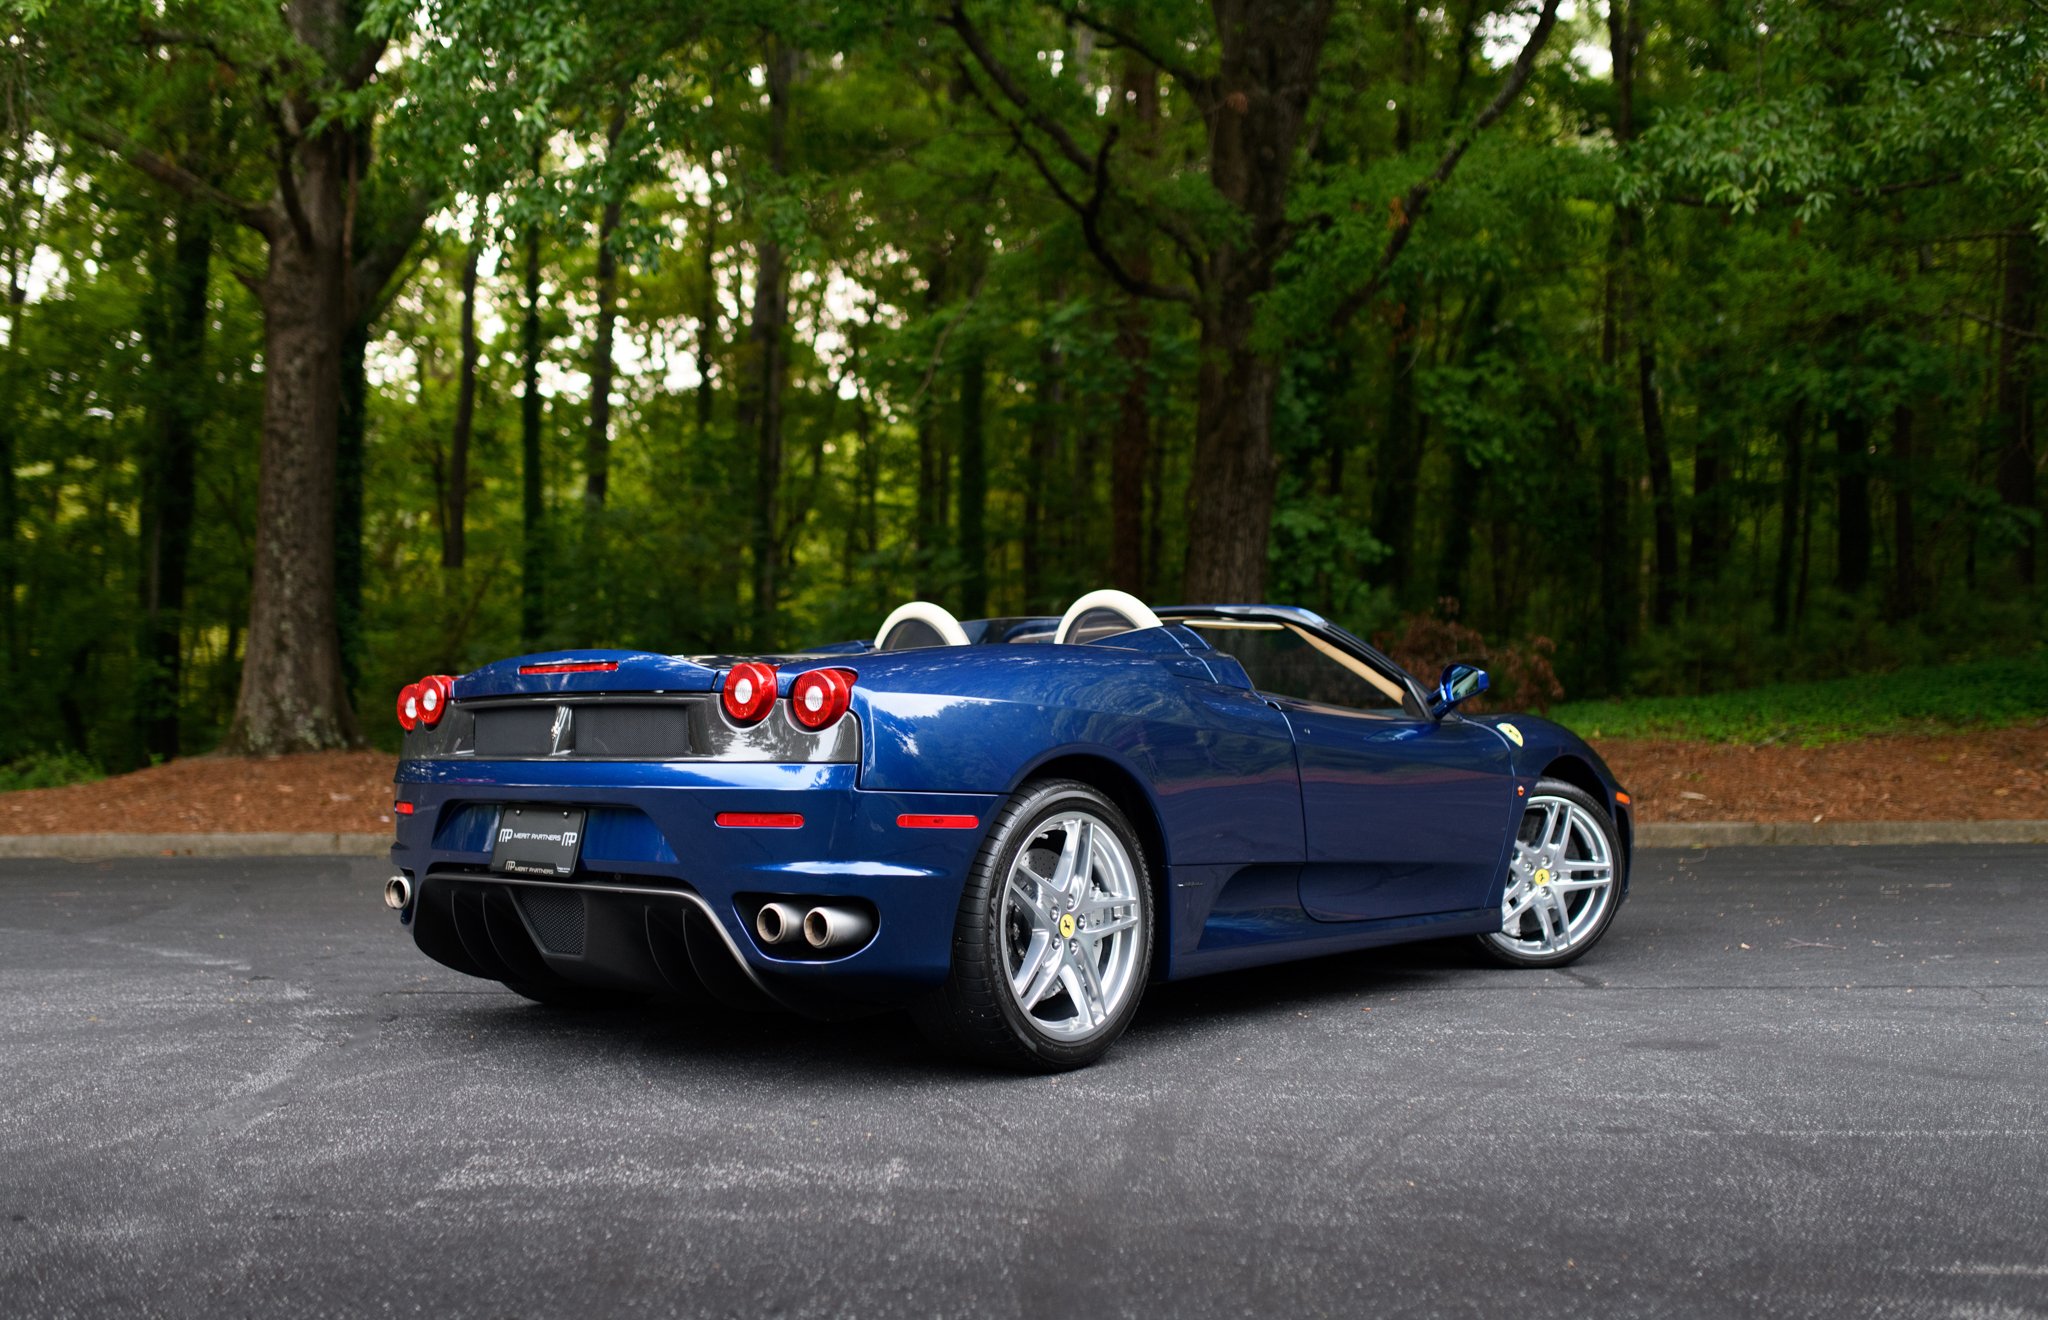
[1549,651,2048,745]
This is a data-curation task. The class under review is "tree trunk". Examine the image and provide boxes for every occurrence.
[222,150,358,753]
[335,320,367,695]
[1147,408,1167,597]
[913,248,949,595]
[211,1,428,752]
[1434,283,1502,605]
[1890,403,1917,617]
[1110,55,1156,596]
[1834,412,1872,594]
[1022,302,1062,611]
[0,142,23,670]
[520,224,547,647]
[1594,251,1635,692]
[742,40,795,647]
[1372,296,1424,600]
[1688,406,1724,608]
[1437,445,1483,605]
[1609,0,1676,630]
[444,235,480,569]
[1994,234,2039,585]
[1638,337,1678,626]
[695,201,718,442]
[1772,403,1806,634]
[1179,1,1331,601]
[135,205,211,763]
[1373,1,1425,602]
[586,105,628,516]
[957,345,988,616]
[1186,305,1284,600]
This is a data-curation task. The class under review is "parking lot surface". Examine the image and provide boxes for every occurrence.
[2,846,2044,1318]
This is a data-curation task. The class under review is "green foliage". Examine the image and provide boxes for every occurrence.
[0,750,104,791]
[0,0,2043,767]
[1554,651,2048,745]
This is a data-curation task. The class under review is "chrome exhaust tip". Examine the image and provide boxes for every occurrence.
[802,904,875,952]
[754,900,808,946]
[384,875,413,911]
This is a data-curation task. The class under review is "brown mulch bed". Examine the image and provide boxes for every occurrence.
[0,726,2043,835]
[1596,723,2048,823]
[0,751,397,835]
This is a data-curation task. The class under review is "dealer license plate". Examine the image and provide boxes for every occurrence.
[491,806,586,878]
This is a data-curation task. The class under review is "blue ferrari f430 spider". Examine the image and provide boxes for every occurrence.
[386,590,1631,1069]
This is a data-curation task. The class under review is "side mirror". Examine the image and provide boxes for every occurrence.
[1431,663,1489,718]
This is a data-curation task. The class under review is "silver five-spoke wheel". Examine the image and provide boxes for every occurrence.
[1001,811,1143,1041]
[1480,790,1619,964]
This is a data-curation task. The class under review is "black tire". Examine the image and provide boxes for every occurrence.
[1472,776,1626,969]
[500,979,642,1009]
[914,778,1154,1071]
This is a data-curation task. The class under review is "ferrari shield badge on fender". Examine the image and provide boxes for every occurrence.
[1499,722,1524,747]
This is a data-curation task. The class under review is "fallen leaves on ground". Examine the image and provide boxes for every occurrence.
[1596,722,2048,823]
[0,751,395,834]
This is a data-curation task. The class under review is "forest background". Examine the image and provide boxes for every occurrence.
[0,0,2042,772]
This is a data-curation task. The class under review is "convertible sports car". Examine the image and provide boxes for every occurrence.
[385,590,1631,1069]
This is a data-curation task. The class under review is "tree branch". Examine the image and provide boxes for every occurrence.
[351,184,442,325]
[67,119,279,238]
[1325,0,1561,332]
[274,152,314,248]
[343,34,391,91]
[136,26,249,72]
[953,59,1195,304]
[1055,5,1214,107]
[942,3,1094,174]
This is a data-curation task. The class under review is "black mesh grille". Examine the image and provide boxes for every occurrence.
[474,706,560,756]
[516,889,587,955]
[470,702,693,759]
[573,704,691,757]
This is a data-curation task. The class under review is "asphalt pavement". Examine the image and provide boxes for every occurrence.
[2,846,2044,1319]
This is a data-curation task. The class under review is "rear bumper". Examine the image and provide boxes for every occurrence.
[390,758,999,1009]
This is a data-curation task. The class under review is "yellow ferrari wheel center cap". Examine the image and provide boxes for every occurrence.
[1058,913,1077,939]
[1533,868,1552,887]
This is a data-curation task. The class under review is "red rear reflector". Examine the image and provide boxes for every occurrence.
[519,661,620,674]
[1614,791,1632,806]
[715,812,803,829]
[393,801,415,815]
[897,814,980,830]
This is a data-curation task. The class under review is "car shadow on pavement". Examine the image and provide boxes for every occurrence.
[390,938,1502,1078]
[1127,938,1497,1035]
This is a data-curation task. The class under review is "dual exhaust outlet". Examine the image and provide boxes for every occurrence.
[386,872,865,953]
[755,900,873,953]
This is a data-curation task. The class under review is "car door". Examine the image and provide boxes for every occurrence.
[1278,699,1516,920]
[1180,619,1518,922]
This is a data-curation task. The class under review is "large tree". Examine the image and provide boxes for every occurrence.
[22,0,440,751]
[945,0,1560,599]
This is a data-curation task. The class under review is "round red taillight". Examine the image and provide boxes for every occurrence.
[417,675,453,727]
[721,662,778,725]
[396,682,421,732]
[789,667,854,731]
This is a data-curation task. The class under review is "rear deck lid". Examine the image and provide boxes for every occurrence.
[455,651,723,700]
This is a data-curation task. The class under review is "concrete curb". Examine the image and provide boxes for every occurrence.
[1,822,2045,860]
[0,832,392,860]
[1636,820,2048,848]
